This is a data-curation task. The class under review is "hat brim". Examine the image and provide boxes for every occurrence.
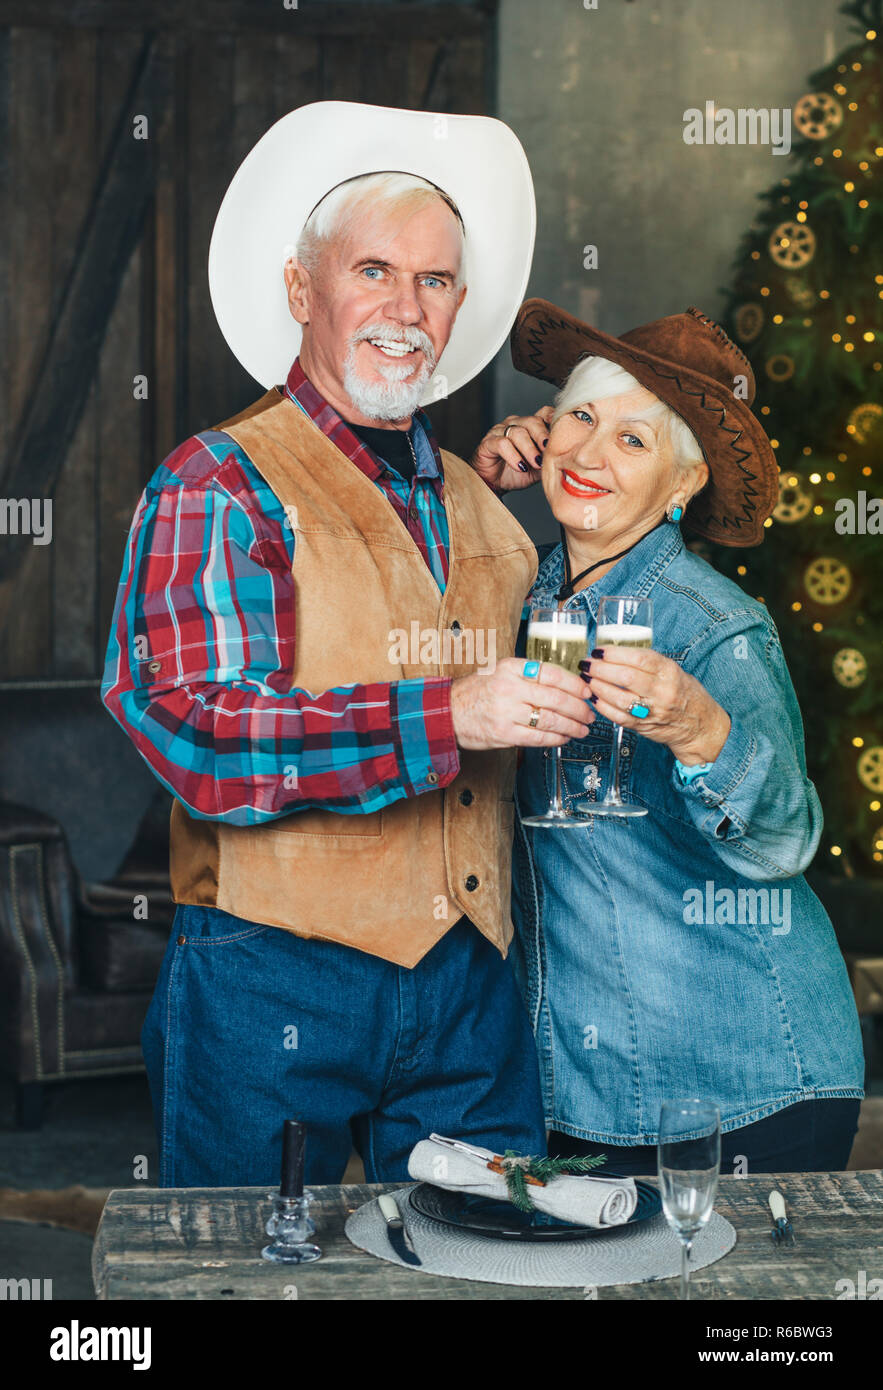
[208,102,536,404]
[512,299,778,547]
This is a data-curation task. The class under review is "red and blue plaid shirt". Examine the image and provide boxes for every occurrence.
[101,360,460,823]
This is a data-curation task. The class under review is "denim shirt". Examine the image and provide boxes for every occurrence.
[511,521,864,1144]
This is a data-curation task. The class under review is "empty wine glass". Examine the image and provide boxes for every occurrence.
[658,1099,721,1300]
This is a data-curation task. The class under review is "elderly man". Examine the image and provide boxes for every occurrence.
[102,103,593,1187]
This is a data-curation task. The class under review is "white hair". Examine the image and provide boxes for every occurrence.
[296,171,466,288]
[553,355,705,474]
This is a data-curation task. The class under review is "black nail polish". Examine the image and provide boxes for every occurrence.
[580,671,591,684]
[591,647,604,659]
[578,659,591,672]
[589,693,598,704]
[534,455,542,466]
[542,438,549,447]
[518,461,529,472]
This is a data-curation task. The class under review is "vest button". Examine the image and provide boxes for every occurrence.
[459,789,474,806]
[451,620,462,632]
[465,874,479,892]
[426,771,439,785]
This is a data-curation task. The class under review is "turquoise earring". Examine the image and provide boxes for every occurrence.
[667,502,684,522]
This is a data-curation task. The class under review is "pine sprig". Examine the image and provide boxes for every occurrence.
[500,1149,609,1213]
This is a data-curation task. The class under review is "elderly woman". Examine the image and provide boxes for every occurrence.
[473,299,864,1173]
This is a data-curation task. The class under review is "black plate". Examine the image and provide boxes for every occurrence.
[408,1177,661,1242]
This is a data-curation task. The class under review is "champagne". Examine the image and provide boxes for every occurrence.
[527,621,588,675]
[595,623,653,650]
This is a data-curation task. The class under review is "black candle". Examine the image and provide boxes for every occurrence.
[280,1119,306,1198]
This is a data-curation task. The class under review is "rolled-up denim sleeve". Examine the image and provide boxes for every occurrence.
[671,612,823,880]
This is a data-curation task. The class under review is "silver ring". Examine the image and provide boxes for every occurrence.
[528,707,541,729]
[504,425,514,439]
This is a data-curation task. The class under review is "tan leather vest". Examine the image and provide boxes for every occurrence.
[169,389,537,967]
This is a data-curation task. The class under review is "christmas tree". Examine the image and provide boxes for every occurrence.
[711,0,883,878]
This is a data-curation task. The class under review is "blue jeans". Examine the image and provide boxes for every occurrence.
[142,905,547,1187]
[548,1098,862,1174]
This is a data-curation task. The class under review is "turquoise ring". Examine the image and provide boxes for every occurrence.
[523,660,541,679]
[628,701,650,720]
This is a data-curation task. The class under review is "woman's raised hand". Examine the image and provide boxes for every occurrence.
[470,405,555,493]
[582,647,732,767]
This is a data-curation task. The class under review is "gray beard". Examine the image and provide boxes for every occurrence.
[342,338,435,422]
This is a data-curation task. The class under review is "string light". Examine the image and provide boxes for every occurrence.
[810,472,822,483]
[813,622,823,632]
[831,845,842,856]
[872,801,882,813]
[737,565,747,576]
[854,737,865,748]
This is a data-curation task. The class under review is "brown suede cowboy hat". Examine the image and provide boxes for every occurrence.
[510,298,779,546]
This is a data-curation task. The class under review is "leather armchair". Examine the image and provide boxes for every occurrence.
[0,794,174,1127]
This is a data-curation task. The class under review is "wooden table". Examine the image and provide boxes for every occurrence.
[92,1172,883,1300]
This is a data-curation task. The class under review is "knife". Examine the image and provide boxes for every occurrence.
[768,1189,794,1248]
[378,1193,422,1266]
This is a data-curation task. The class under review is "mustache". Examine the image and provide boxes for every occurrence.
[350,322,437,368]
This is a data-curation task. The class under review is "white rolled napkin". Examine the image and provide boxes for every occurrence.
[407,1133,638,1228]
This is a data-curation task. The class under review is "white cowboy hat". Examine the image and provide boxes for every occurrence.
[207,101,535,403]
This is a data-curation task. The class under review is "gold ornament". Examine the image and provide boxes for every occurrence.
[766,354,795,382]
[773,474,813,522]
[832,648,867,687]
[734,303,764,343]
[804,556,852,605]
[784,277,816,309]
[769,220,816,269]
[858,747,883,793]
[793,91,844,140]
[847,402,883,445]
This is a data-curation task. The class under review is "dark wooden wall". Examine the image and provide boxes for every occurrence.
[0,2,494,682]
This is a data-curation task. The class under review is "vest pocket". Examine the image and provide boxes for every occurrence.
[257,807,384,848]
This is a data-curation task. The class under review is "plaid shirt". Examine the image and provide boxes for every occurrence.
[101,360,460,824]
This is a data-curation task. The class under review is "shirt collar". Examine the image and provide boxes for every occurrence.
[284,358,444,489]
[532,521,685,617]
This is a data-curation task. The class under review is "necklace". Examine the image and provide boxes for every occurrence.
[554,518,666,602]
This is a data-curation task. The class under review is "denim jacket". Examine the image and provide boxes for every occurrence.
[511,521,864,1143]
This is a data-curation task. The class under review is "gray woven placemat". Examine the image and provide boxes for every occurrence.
[345,1186,736,1289]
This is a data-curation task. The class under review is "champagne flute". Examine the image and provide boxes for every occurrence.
[575,595,652,818]
[658,1100,721,1301]
[519,606,590,829]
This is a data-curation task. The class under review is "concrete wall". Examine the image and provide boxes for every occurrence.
[495,0,854,541]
